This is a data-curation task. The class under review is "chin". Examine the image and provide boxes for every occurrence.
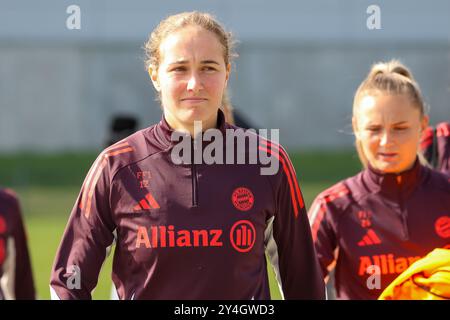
[374,162,401,174]
[181,111,205,122]
[181,115,214,129]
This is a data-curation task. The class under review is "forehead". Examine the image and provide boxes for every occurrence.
[357,94,420,124]
[159,25,224,63]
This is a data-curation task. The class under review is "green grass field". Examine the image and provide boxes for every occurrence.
[0,150,361,299]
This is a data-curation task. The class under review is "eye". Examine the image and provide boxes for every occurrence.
[170,66,187,72]
[394,126,408,131]
[202,66,217,72]
[366,126,381,132]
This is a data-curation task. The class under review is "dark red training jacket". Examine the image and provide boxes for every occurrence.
[0,189,36,300]
[420,121,450,175]
[308,160,450,299]
[50,111,325,300]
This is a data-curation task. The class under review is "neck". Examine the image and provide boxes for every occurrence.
[164,112,218,137]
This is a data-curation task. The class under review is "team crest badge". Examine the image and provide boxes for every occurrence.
[232,187,254,211]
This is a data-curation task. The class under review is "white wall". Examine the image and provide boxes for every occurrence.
[1,0,449,151]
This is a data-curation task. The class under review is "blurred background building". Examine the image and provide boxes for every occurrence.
[1,0,449,152]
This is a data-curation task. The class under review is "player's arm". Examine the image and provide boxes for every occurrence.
[9,193,36,299]
[419,125,435,165]
[264,145,325,299]
[0,190,36,300]
[436,122,450,174]
[308,196,338,282]
[50,156,116,300]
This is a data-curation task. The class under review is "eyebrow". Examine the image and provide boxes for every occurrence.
[168,60,220,66]
[392,121,409,125]
[365,121,409,126]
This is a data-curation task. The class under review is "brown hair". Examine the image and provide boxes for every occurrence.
[220,90,235,125]
[144,11,237,71]
[352,60,428,167]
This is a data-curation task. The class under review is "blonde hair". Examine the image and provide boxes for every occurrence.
[352,60,427,167]
[144,11,237,71]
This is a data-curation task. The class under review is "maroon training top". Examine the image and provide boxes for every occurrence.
[0,188,35,300]
[50,110,325,300]
[308,160,450,300]
[420,121,450,175]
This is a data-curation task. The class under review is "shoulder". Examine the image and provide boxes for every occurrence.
[224,124,294,176]
[0,188,22,223]
[313,180,351,210]
[436,122,450,147]
[420,125,434,151]
[224,123,280,151]
[436,122,450,137]
[422,165,450,194]
[308,180,354,236]
[95,125,163,179]
[0,188,20,207]
[420,122,449,142]
[310,173,364,219]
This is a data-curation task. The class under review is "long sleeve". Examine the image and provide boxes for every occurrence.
[419,122,450,175]
[264,145,325,299]
[308,196,338,280]
[436,122,450,174]
[0,190,36,300]
[11,196,36,299]
[50,155,116,300]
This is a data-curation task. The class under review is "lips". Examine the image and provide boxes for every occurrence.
[378,152,398,160]
[181,97,207,102]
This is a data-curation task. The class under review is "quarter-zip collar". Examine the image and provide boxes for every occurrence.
[153,109,228,208]
[362,158,423,241]
[363,158,422,202]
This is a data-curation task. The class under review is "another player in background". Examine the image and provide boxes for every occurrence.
[420,121,450,175]
[308,60,450,299]
[221,91,256,129]
[51,11,324,300]
[0,188,35,299]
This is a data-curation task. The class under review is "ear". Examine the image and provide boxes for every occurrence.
[420,114,429,133]
[224,63,231,84]
[352,116,361,140]
[148,66,161,92]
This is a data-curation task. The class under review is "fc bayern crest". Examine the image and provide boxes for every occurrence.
[435,216,450,239]
[232,187,254,211]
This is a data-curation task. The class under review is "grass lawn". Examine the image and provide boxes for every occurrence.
[1,150,361,299]
[21,189,114,300]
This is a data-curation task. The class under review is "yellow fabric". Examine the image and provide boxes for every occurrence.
[379,248,450,300]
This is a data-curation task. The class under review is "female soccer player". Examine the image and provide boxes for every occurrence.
[50,11,324,300]
[420,121,450,175]
[0,188,35,299]
[308,60,450,300]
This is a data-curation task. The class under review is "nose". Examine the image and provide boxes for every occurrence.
[379,130,393,146]
[187,72,203,93]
